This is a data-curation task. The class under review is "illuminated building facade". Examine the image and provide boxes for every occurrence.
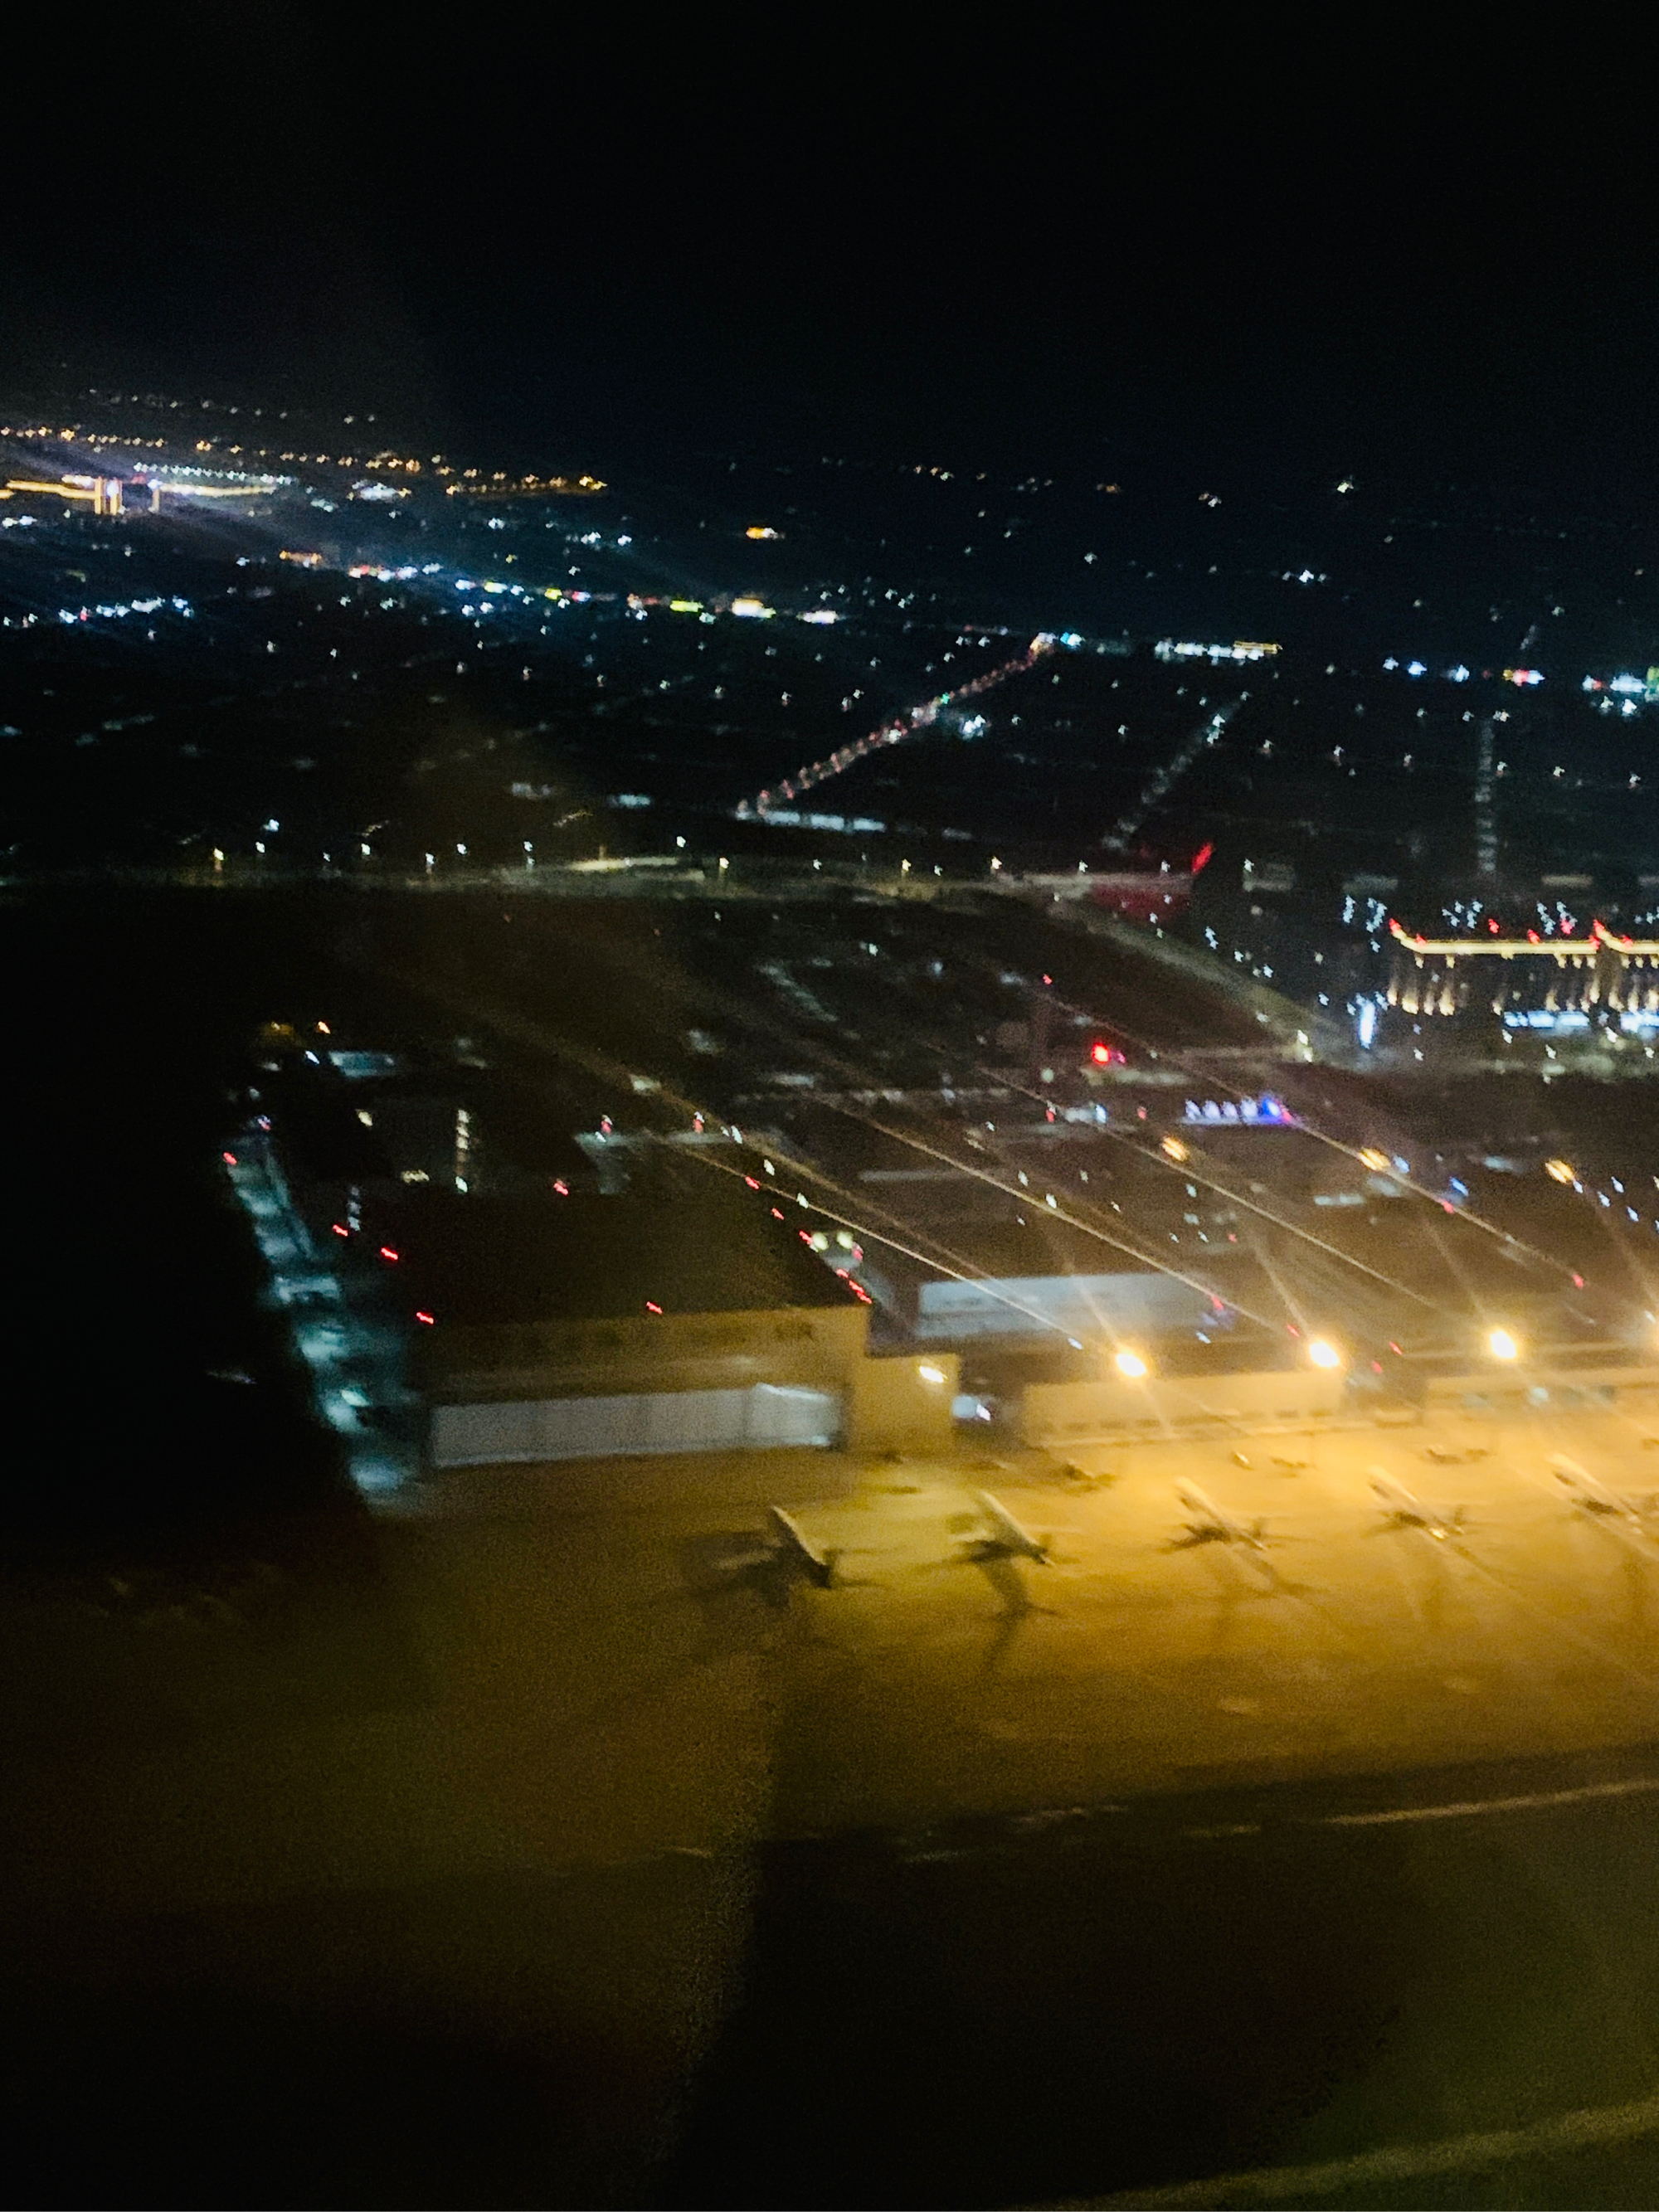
[1386,917,1659,1033]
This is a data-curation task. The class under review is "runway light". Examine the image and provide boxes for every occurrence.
[1115,1349,1150,1379]
[1545,1158,1576,1184]
[1359,1147,1390,1172]
[1488,1328,1520,1361]
[918,1363,946,1384]
[1307,1337,1342,1369]
[1160,1135,1189,1162]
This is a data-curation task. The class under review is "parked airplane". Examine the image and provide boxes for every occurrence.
[1174,1481,1270,1551]
[1549,1454,1647,1523]
[1370,1468,1463,1540]
[768,1505,836,1587]
[968,1490,1052,1563]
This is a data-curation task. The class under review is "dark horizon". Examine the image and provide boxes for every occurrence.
[5,27,1657,499]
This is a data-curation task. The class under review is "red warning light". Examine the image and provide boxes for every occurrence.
[645,1300,662,1314]
[379,1246,398,1262]
[222,1152,237,1166]
[1091,1043,1111,1064]
[332,1223,348,1237]
[415,1310,435,1325]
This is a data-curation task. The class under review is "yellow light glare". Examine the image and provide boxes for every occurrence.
[1307,1337,1342,1369]
[1358,1147,1390,1172]
[1160,1135,1189,1162]
[917,1363,946,1385]
[1115,1349,1149,1379]
[1545,1159,1576,1184]
[1487,1328,1520,1361]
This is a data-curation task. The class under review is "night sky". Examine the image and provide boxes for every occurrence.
[4,24,1656,493]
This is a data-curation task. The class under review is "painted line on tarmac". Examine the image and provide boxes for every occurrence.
[1314,1772,1659,1827]
[1046,2084,1659,2208]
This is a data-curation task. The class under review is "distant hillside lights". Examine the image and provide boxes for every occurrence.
[1155,639,1280,664]
[444,472,606,498]
[1584,671,1659,710]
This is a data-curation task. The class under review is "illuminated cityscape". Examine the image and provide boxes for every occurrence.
[6,34,1659,2210]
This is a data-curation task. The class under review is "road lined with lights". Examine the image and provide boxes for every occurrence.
[736,638,1051,824]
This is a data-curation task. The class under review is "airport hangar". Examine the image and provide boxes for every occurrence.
[271,1064,1659,1475]
[361,1175,1360,1475]
[387,1177,961,1470]
[404,1213,1659,1473]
